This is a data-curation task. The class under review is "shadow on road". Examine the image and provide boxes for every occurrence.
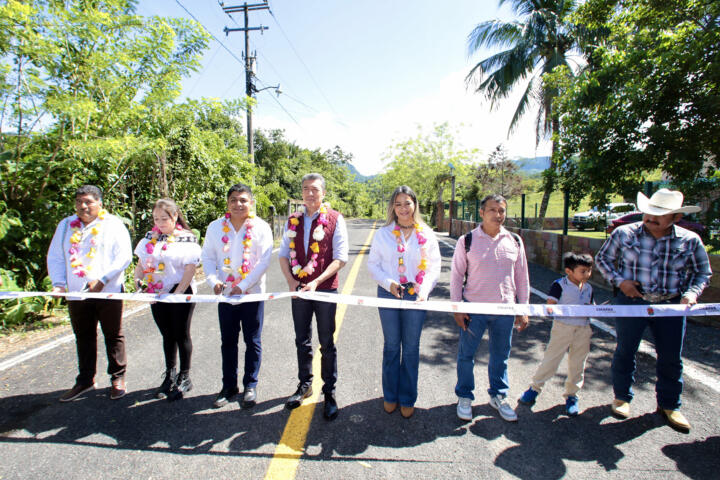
[301,397,468,460]
[661,436,719,480]
[0,387,291,457]
[469,404,662,479]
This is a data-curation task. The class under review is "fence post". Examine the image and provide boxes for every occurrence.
[563,190,569,235]
[521,193,526,229]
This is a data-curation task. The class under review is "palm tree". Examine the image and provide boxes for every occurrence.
[466,0,578,224]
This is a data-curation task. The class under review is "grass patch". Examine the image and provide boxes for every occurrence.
[546,230,609,240]
[504,191,626,219]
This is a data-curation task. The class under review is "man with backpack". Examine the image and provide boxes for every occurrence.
[450,194,530,422]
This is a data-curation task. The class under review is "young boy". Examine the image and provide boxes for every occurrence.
[518,252,594,416]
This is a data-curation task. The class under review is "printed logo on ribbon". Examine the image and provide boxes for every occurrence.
[357,298,364,305]
[452,305,458,311]
[647,307,654,316]
[186,296,192,302]
[546,306,554,315]
[268,294,274,300]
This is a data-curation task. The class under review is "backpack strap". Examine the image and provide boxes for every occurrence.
[463,231,473,289]
[510,232,521,247]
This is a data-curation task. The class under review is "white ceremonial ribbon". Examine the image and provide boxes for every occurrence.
[0,290,718,317]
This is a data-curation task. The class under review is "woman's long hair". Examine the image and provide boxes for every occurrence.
[385,186,423,226]
[152,198,191,231]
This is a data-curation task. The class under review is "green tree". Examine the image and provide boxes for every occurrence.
[468,144,524,202]
[379,123,477,224]
[0,0,210,300]
[466,0,579,224]
[553,0,720,212]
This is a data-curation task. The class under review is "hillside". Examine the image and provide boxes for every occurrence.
[346,162,376,182]
[514,155,550,174]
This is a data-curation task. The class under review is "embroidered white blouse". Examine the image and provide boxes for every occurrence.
[134,230,202,293]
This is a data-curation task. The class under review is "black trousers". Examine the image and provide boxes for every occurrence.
[67,298,126,384]
[150,285,195,373]
[291,290,338,395]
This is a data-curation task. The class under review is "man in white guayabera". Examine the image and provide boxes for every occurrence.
[47,185,132,402]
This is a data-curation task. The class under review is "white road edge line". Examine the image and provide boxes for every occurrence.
[530,288,720,394]
[0,247,283,373]
[441,236,719,394]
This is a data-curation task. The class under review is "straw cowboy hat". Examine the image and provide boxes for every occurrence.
[637,188,701,216]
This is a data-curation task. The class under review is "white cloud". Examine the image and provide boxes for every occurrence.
[254,69,552,176]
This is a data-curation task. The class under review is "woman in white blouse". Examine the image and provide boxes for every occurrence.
[134,198,201,401]
[367,186,441,418]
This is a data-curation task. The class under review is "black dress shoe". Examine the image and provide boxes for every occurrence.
[323,394,338,421]
[241,387,257,409]
[285,384,312,410]
[213,386,239,408]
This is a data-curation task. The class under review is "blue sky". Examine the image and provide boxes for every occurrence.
[138,0,552,175]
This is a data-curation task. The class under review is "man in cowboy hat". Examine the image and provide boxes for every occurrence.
[595,188,711,432]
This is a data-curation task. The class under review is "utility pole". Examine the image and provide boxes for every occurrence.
[221,1,269,164]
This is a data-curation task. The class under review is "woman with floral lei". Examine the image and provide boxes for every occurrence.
[367,185,441,418]
[201,183,273,410]
[133,198,201,401]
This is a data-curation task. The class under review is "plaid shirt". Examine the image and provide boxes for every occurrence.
[595,222,712,302]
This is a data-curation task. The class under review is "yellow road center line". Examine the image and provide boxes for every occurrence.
[264,221,377,480]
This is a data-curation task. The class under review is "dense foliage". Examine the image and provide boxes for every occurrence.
[0,0,376,327]
[553,0,720,212]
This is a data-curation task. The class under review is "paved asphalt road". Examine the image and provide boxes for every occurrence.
[1,219,718,479]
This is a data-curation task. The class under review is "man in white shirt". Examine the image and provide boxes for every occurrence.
[201,184,273,409]
[47,185,132,402]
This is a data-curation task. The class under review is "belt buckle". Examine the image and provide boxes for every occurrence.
[643,292,671,303]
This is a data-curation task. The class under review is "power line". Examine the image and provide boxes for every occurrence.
[223,2,349,128]
[266,3,341,117]
[175,1,301,133]
[255,77,303,128]
[186,42,222,97]
[175,0,245,67]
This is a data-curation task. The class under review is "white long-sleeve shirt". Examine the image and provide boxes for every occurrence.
[367,222,441,300]
[201,215,273,294]
[47,213,132,294]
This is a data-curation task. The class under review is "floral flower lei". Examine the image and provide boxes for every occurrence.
[288,203,328,279]
[68,209,107,278]
[392,222,428,296]
[221,212,254,288]
[141,223,182,293]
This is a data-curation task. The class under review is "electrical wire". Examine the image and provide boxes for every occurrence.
[266,2,341,117]
[175,0,245,67]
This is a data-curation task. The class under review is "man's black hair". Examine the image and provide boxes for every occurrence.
[480,194,507,210]
[227,183,253,199]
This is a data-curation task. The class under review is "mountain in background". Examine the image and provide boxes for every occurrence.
[343,156,548,181]
[513,155,550,175]
[346,162,376,182]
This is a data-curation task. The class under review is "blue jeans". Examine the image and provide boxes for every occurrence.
[377,286,428,407]
[612,293,685,410]
[218,301,264,390]
[455,313,515,400]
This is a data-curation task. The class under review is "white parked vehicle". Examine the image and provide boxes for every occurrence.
[572,202,636,231]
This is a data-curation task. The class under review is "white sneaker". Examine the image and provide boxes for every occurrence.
[489,395,518,422]
[457,397,473,421]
